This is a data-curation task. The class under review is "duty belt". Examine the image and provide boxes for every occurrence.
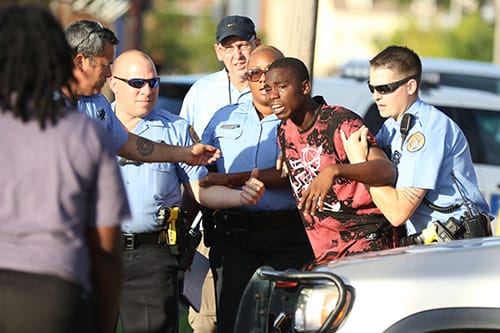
[212,209,301,234]
[122,232,160,250]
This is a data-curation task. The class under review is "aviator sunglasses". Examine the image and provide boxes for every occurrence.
[245,68,268,82]
[113,76,160,89]
[367,74,418,95]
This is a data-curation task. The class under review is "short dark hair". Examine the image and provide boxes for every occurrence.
[268,57,310,84]
[65,20,119,58]
[370,45,422,83]
[0,4,74,129]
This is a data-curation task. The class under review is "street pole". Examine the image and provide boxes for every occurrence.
[494,0,500,64]
[263,0,319,80]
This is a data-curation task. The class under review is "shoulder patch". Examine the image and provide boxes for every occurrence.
[406,132,425,152]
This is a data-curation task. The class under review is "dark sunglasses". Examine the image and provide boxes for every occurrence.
[245,68,268,82]
[367,74,418,95]
[114,76,160,89]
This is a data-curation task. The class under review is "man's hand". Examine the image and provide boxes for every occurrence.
[275,151,289,178]
[183,143,221,166]
[340,126,369,163]
[240,168,265,206]
[298,165,338,216]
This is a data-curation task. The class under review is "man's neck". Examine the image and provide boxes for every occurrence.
[114,107,140,132]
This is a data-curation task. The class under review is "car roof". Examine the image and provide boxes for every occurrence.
[312,76,500,118]
[341,57,500,80]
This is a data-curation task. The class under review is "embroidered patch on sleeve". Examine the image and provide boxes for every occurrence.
[406,132,425,152]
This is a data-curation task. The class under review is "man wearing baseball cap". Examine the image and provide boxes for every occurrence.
[179,15,261,333]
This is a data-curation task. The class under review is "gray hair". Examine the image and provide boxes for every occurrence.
[64,20,119,58]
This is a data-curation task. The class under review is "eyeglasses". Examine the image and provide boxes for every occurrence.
[113,76,160,89]
[75,21,104,54]
[218,39,253,55]
[245,68,268,82]
[367,74,418,95]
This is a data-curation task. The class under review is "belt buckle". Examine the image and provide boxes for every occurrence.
[123,233,135,250]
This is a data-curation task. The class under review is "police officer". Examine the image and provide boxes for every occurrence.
[63,20,220,165]
[201,46,314,333]
[109,49,265,333]
[341,45,491,239]
[179,15,262,333]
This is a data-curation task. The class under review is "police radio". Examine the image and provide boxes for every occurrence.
[399,113,414,149]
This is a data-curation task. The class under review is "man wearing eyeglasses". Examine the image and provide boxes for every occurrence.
[108,49,265,333]
[178,15,261,333]
[64,20,220,166]
[341,45,491,242]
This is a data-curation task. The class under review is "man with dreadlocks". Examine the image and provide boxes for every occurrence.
[0,4,129,333]
[63,20,221,166]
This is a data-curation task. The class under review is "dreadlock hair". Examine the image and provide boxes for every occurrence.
[0,4,74,129]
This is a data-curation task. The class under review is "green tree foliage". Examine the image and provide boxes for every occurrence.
[142,2,221,74]
[374,11,494,61]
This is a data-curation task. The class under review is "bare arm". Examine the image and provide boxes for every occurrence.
[368,186,427,226]
[87,225,122,333]
[187,168,265,208]
[198,167,290,188]
[342,125,426,226]
[299,147,395,216]
[118,133,221,166]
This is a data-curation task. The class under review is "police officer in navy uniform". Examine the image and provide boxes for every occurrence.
[341,45,492,239]
[109,49,265,333]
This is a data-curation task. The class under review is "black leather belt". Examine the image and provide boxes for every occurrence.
[213,209,301,229]
[122,232,159,250]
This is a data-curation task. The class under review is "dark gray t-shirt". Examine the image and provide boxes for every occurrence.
[0,108,130,290]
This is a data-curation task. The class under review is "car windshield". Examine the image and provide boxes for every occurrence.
[438,73,500,95]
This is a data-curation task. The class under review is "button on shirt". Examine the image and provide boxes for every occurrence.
[112,105,208,234]
[376,98,490,234]
[180,69,252,137]
[202,101,296,212]
[78,94,128,153]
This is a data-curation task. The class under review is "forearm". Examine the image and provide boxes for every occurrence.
[118,133,186,163]
[213,167,289,188]
[368,186,426,226]
[88,226,123,333]
[197,185,245,208]
[335,159,395,186]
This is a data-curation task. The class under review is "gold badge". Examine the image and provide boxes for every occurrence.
[406,132,425,152]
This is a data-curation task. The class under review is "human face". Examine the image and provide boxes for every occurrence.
[111,57,158,120]
[246,51,280,116]
[215,36,257,82]
[368,66,418,121]
[76,42,114,96]
[265,67,309,125]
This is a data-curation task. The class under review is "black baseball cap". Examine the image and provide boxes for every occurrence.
[215,15,256,43]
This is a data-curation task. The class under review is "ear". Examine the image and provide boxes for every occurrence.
[407,78,418,95]
[214,44,224,62]
[253,37,262,47]
[302,80,312,96]
[73,53,86,72]
[108,76,119,94]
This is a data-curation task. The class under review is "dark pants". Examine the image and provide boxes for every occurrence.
[209,210,314,333]
[0,269,95,333]
[119,243,180,333]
